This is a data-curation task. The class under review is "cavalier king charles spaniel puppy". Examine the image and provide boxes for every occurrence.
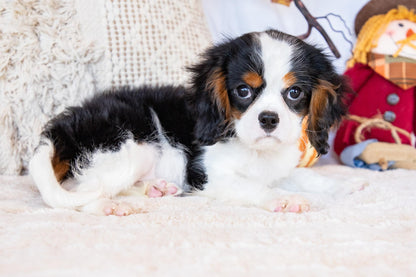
[30,30,365,216]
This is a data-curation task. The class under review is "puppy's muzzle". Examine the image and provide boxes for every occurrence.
[258,111,279,133]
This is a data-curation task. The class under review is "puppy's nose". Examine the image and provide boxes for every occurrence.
[258,111,279,132]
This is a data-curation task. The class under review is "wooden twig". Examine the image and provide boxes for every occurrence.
[272,0,341,58]
[293,0,340,58]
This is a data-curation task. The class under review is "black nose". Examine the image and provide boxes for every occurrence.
[258,111,279,132]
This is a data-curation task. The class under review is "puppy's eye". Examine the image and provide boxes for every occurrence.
[287,86,303,100]
[234,85,253,99]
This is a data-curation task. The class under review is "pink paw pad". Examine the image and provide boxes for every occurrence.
[145,179,181,198]
[103,202,133,216]
[147,186,164,198]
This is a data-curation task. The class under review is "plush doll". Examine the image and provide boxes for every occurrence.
[334,0,416,170]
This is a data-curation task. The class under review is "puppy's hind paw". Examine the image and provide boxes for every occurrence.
[80,199,139,216]
[267,195,310,213]
[144,179,182,198]
[103,201,134,216]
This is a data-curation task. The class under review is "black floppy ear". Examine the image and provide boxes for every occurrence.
[187,44,232,145]
[307,75,349,155]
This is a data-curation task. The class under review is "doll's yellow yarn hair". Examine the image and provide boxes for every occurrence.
[348,5,416,68]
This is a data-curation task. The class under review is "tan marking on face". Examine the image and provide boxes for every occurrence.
[283,72,297,88]
[309,79,337,129]
[231,107,243,120]
[52,155,70,183]
[206,68,231,119]
[243,72,263,88]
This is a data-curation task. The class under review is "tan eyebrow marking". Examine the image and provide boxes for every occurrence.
[243,72,263,88]
[283,72,297,88]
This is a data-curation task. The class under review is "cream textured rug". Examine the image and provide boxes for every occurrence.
[1,165,415,276]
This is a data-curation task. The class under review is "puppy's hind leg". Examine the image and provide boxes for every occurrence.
[75,140,160,215]
[82,179,183,216]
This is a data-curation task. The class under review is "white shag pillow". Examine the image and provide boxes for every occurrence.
[0,0,211,175]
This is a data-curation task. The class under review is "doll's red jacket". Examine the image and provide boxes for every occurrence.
[333,62,415,155]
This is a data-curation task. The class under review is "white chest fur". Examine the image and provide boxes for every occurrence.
[199,139,302,205]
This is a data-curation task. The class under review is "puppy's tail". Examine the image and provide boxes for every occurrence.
[29,140,101,209]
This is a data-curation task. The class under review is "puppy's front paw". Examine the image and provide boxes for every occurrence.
[267,195,310,213]
[332,178,369,197]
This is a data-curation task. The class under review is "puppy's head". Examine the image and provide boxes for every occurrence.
[189,30,348,155]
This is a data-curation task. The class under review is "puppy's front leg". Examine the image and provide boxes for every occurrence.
[198,173,310,213]
[277,168,368,197]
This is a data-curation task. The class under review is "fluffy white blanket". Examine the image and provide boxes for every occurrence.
[1,165,415,276]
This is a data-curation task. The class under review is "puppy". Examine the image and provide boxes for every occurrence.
[30,30,362,215]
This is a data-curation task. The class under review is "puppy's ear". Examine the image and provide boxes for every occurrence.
[307,75,348,155]
[188,45,232,145]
